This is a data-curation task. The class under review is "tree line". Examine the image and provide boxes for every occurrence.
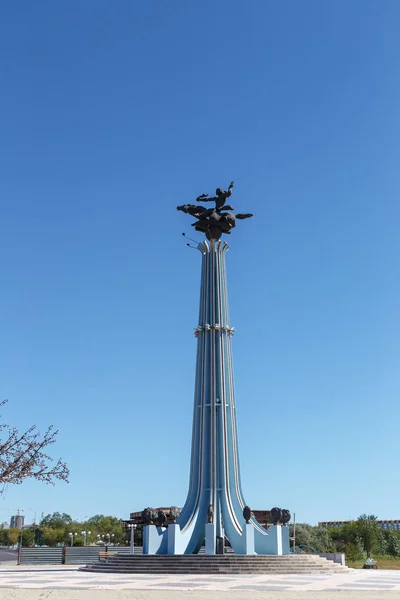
[3,510,399,560]
[292,514,400,560]
[0,512,131,547]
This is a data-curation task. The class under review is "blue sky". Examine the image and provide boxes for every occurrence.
[0,0,399,526]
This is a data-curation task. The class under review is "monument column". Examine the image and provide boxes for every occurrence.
[142,182,289,555]
[175,237,278,554]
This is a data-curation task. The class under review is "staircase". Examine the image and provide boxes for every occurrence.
[80,554,350,574]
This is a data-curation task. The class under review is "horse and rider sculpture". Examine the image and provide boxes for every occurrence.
[177,181,253,241]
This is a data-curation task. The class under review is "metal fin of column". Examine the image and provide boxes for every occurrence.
[176,239,270,554]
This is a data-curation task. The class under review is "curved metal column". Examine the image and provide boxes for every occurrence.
[175,239,272,554]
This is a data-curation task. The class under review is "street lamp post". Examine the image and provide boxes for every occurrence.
[68,532,78,547]
[97,533,114,549]
[127,524,137,555]
[28,509,36,524]
[81,530,91,546]
[28,509,37,546]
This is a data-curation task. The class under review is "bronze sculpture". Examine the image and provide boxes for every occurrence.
[196,181,235,211]
[270,507,291,526]
[281,509,291,525]
[169,506,180,524]
[156,509,167,527]
[243,505,252,524]
[142,507,158,525]
[177,181,253,241]
[270,507,283,525]
[207,504,214,524]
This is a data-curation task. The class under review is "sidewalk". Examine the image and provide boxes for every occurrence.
[1,565,400,596]
[1,590,400,600]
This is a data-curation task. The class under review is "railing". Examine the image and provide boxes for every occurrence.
[65,546,143,564]
[65,546,107,564]
[19,545,143,565]
[19,547,63,565]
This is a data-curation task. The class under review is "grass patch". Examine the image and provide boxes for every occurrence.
[347,556,400,570]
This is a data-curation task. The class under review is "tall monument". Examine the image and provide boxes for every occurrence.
[142,183,289,555]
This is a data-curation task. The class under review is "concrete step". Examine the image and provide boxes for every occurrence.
[101,561,342,569]
[79,554,349,575]
[83,567,347,574]
[87,556,341,562]
[104,556,338,563]
[93,565,344,572]
[124,565,343,568]
[102,559,343,568]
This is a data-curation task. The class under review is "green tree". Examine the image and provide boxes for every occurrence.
[345,539,365,562]
[312,525,335,552]
[291,523,334,553]
[21,528,35,547]
[86,514,107,526]
[290,524,315,551]
[355,535,366,558]
[328,522,355,551]
[356,514,379,558]
[384,528,400,557]
[8,528,20,545]
[40,526,65,546]
[65,534,83,546]
[40,512,72,528]
[376,528,388,555]
[85,515,126,545]
[0,529,9,546]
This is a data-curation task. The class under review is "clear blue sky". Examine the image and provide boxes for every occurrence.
[1,0,399,527]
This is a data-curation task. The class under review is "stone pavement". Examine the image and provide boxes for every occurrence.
[2,592,400,600]
[1,565,400,597]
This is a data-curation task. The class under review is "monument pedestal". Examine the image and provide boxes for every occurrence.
[205,523,216,555]
[267,525,283,555]
[243,523,255,555]
[143,525,167,555]
[167,523,187,555]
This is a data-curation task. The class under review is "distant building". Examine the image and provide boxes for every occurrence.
[252,510,272,526]
[0,521,9,530]
[10,514,24,529]
[320,520,400,531]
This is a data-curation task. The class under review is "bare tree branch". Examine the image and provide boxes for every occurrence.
[0,400,69,486]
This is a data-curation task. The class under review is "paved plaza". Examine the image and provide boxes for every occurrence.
[1,565,400,598]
